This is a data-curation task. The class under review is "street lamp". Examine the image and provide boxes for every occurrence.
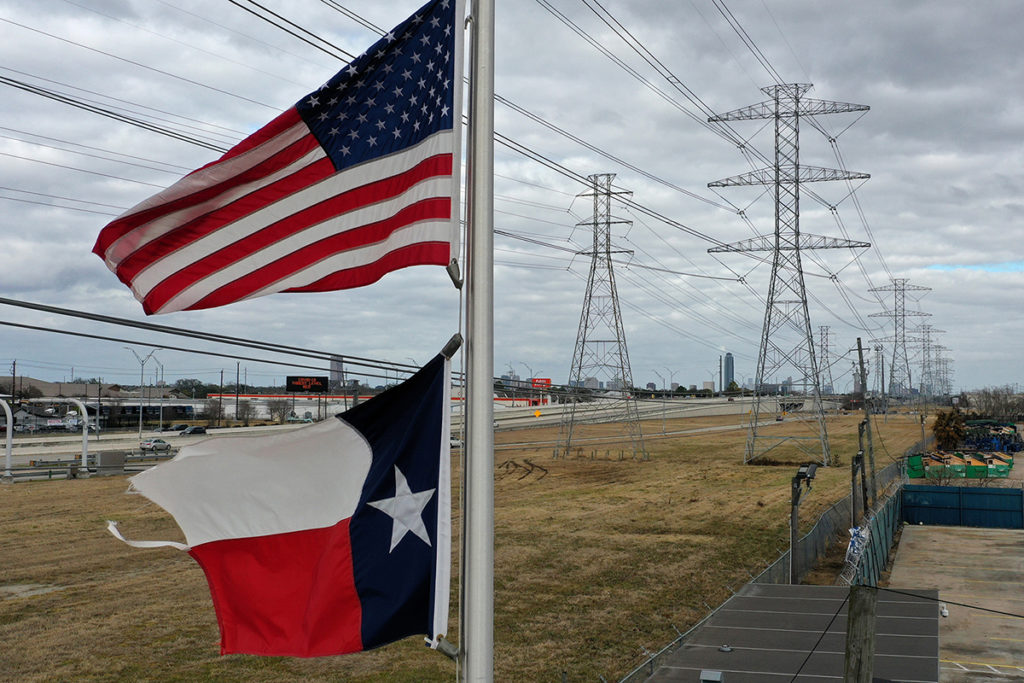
[125,347,158,440]
[790,463,817,584]
[153,358,165,432]
[520,362,536,406]
[653,370,667,433]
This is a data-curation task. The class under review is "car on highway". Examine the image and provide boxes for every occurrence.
[179,426,206,435]
[140,438,172,452]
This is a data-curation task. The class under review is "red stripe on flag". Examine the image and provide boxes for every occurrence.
[140,154,452,313]
[93,109,314,257]
[214,108,305,166]
[178,200,451,312]
[113,156,336,285]
[284,241,451,294]
[189,518,364,657]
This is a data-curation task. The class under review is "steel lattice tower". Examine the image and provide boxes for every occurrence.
[914,324,945,397]
[869,279,930,398]
[818,326,834,394]
[707,83,869,465]
[558,173,647,460]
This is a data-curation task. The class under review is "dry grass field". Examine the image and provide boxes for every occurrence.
[0,412,925,682]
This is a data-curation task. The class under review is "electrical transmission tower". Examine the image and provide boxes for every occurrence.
[869,279,930,399]
[914,324,946,398]
[933,346,953,396]
[818,326,834,394]
[558,173,647,460]
[707,83,870,466]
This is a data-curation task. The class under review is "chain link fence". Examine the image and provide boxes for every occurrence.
[619,459,906,683]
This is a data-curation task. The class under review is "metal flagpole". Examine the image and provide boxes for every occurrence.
[463,0,494,679]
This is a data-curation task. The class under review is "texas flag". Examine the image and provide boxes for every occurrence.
[109,355,451,657]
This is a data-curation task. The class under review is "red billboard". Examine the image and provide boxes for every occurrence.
[531,377,552,388]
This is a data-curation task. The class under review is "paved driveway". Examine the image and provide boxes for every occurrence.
[888,524,1024,680]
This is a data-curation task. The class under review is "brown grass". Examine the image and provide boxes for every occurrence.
[0,412,923,682]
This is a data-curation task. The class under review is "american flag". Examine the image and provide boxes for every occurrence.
[93,0,461,315]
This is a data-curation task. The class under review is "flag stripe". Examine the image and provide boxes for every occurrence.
[143,168,452,313]
[281,241,450,295]
[113,151,333,283]
[185,206,451,312]
[94,110,312,256]
[190,518,364,657]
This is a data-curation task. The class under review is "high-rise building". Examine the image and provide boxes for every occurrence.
[724,352,735,388]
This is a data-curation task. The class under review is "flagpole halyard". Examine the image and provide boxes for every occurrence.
[462,0,495,679]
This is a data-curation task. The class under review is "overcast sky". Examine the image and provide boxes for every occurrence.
[1,0,1022,392]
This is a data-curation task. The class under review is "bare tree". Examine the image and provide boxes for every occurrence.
[266,398,290,424]
[203,398,224,426]
[236,399,255,426]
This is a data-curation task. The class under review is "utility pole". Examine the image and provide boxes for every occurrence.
[558,173,646,460]
[856,339,877,506]
[235,361,240,424]
[9,360,15,400]
[844,584,878,682]
[219,369,224,428]
[708,83,870,466]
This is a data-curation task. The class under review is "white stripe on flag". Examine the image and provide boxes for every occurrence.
[106,145,327,267]
[142,175,451,312]
[237,218,455,305]
[129,131,454,298]
[129,418,372,548]
[111,118,313,225]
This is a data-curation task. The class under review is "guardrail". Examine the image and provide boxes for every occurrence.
[3,452,172,482]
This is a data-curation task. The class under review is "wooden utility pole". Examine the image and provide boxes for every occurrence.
[844,584,878,682]
[856,339,877,506]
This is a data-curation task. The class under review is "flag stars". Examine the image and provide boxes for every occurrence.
[367,135,377,147]
[346,64,359,77]
[419,34,431,46]
[384,103,395,114]
[373,81,385,92]
[328,127,339,136]
[348,129,360,140]
[306,95,320,107]
[392,127,402,139]
[367,467,435,553]
[375,119,386,130]
[401,68,413,80]
[418,77,427,89]
[356,112,368,124]
[340,145,351,156]
[392,85,403,98]
[411,52,421,64]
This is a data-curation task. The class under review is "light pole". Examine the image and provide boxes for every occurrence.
[153,359,165,432]
[125,347,158,440]
[790,463,817,584]
[520,362,536,406]
[653,370,667,433]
